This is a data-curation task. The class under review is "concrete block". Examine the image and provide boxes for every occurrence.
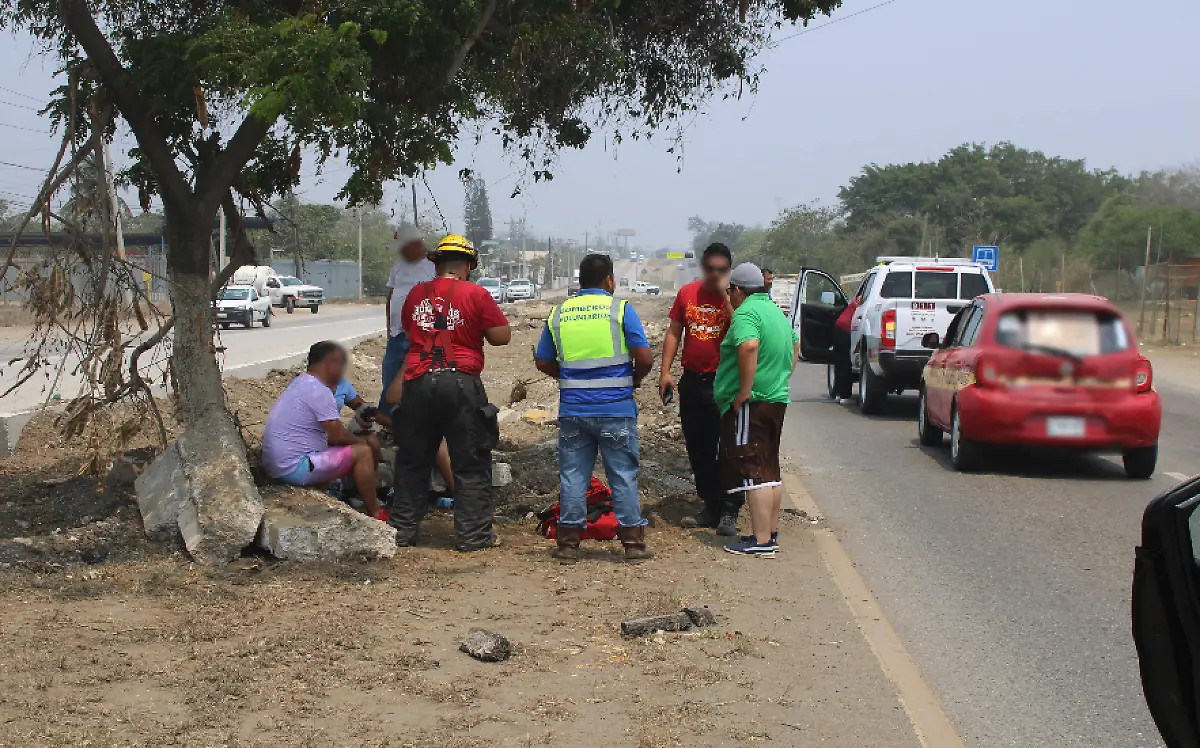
[257,486,396,561]
[620,612,693,637]
[0,408,37,458]
[492,462,512,487]
[134,441,188,543]
[683,606,717,628]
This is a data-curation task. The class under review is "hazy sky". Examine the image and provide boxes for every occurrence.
[0,0,1196,250]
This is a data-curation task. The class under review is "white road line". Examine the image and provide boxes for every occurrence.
[1166,472,1190,482]
[222,327,385,372]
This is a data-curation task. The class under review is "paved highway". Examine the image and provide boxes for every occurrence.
[0,305,387,415]
[782,363,1194,747]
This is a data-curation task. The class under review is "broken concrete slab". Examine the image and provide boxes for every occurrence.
[174,414,264,565]
[460,628,512,662]
[134,441,189,543]
[257,485,396,561]
[492,462,512,487]
[684,606,717,628]
[620,612,693,638]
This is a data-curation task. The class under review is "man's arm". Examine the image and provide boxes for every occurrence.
[385,288,393,337]
[320,420,381,461]
[534,324,560,378]
[792,340,801,371]
[658,319,683,398]
[734,339,760,409]
[631,347,654,388]
[484,325,512,346]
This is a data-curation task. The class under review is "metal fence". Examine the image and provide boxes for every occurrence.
[270,259,360,299]
[1133,262,1200,345]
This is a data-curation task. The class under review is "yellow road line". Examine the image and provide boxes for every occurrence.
[784,472,965,748]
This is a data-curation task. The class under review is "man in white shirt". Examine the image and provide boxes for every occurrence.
[381,224,435,419]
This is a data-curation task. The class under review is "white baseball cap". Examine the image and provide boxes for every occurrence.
[390,224,424,252]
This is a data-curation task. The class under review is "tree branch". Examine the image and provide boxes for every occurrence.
[56,0,192,211]
[4,140,95,271]
[196,116,275,216]
[445,0,498,86]
[210,190,259,296]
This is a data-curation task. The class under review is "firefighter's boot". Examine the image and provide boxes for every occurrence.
[551,525,582,564]
[617,525,654,563]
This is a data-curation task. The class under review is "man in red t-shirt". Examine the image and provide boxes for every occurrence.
[659,243,739,535]
[385,235,511,551]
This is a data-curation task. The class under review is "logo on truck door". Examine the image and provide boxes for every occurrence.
[911,302,936,311]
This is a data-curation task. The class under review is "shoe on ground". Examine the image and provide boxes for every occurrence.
[724,540,776,558]
[456,535,501,552]
[739,531,780,550]
[692,508,721,529]
[715,514,739,537]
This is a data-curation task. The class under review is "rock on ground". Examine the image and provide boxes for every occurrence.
[684,606,717,627]
[492,462,512,487]
[459,628,512,662]
[134,441,189,543]
[257,486,396,561]
[620,612,694,637]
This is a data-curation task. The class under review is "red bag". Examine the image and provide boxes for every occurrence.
[536,477,619,541]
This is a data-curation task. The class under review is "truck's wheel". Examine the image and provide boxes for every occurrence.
[859,353,887,415]
[285,297,294,314]
[310,305,319,314]
[1123,445,1157,479]
[826,365,837,400]
[918,386,943,446]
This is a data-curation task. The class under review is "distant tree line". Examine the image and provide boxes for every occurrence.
[690,143,1200,293]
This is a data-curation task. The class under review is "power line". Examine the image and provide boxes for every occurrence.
[0,121,48,134]
[0,99,43,113]
[772,0,900,45]
[0,159,43,171]
[0,86,42,103]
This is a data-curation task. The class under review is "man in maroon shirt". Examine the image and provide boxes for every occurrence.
[386,235,511,551]
[659,243,739,535]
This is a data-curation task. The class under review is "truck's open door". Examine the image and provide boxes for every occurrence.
[789,269,848,365]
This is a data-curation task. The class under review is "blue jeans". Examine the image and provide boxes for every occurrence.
[379,332,410,418]
[558,416,646,528]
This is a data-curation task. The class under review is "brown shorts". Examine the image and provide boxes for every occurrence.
[719,401,787,494]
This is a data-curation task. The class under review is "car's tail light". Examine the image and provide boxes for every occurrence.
[974,354,1001,388]
[881,309,897,350]
[1134,357,1153,393]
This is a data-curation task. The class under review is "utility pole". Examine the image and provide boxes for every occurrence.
[411,182,419,231]
[1138,226,1153,337]
[217,205,227,272]
[356,206,363,301]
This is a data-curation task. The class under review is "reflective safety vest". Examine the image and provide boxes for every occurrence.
[548,294,632,390]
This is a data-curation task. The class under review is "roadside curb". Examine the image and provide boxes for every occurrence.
[784,471,965,748]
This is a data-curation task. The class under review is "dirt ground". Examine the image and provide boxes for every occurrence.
[0,295,917,746]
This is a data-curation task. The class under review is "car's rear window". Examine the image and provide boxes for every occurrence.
[914,271,958,299]
[959,272,990,299]
[995,309,1131,356]
[879,272,912,298]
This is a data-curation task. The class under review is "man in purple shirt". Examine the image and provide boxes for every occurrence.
[262,341,384,517]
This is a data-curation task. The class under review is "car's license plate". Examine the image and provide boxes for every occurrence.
[1047,417,1085,438]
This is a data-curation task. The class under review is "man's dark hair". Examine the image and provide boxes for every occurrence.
[578,254,614,289]
[308,341,345,369]
[703,243,732,266]
[762,267,774,276]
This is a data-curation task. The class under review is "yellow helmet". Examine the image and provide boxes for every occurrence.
[433,234,479,269]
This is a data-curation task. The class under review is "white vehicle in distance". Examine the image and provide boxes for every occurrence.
[633,280,661,296]
[505,278,536,301]
[789,256,995,414]
[266,275,325,314]
[478,277,506,304]
[216,285,272,329]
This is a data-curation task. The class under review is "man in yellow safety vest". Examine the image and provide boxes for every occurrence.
[534,254,655,563]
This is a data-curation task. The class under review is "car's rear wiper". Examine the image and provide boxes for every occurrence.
[1019,344,1085,366]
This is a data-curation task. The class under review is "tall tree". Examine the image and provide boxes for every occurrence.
[463,175,493,250]
[0,0,841,546]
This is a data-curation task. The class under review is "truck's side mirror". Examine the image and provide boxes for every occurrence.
[922,332,941,349]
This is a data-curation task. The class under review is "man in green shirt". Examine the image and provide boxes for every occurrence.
[714,263,799,558]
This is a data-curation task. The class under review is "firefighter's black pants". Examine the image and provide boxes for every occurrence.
[678,370,744,521]
[833,326,853,399]
[390,370,499,550]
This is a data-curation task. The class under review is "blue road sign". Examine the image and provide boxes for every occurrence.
[972,245,999,272]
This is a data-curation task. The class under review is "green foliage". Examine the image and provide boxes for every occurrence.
[462,175,493,250]
[1077,195,1200,270]
[687,216,747,253]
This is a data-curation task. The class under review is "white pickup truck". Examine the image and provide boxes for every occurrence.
[789,257,994,414]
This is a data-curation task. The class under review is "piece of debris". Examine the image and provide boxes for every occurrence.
[492,462,512,487]
[509,379,531,406]
[683,605,717,627]
[522,409,556,427]
[460,627,512,662]
[257,486,397,561]
[679,516,698,529]
[621,612,693,638]
[80,546,109,565]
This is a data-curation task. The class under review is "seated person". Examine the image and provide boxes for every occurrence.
[262,341,383,517]
[334,374,455,498]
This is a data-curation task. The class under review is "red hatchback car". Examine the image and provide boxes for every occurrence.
[917,293,1161,478]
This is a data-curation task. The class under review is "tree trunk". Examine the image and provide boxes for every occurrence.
[158,213,263,564]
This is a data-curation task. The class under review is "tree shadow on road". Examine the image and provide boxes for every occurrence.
[911,438,1132,482]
